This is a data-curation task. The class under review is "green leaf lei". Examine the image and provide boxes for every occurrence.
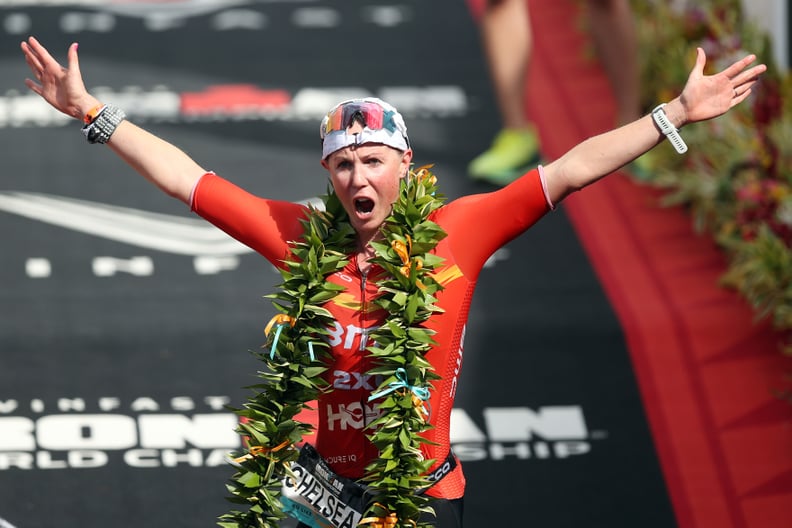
[219,166,448,528]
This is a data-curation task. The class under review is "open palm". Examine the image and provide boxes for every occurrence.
[20,37,95,121]
[680,47,766,124]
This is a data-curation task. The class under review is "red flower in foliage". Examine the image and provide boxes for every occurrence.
[735,180,792,246]
[753,76,784,128]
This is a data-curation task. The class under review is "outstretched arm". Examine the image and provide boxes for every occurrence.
[21,37,204,204]
[543,47,767,204]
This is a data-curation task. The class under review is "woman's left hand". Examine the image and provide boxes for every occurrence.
[679,47,767,125]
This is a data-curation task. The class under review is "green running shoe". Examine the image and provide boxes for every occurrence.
[468,127,542,186]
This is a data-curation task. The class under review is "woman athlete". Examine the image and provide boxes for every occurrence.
[20,36,765,528]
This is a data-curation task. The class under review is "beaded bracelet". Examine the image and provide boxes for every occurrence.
[81,104,126,144]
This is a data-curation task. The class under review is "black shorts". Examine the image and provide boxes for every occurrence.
[295,497,464,528]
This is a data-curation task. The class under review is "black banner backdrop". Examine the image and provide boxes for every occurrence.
[0,1,675,527]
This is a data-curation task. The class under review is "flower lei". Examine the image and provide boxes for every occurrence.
[219,165,447,528]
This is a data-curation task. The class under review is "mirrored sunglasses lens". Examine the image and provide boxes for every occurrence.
[326,102,386,133]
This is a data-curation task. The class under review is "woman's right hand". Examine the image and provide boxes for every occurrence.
[21,36,205,204]
[20,36,100,121]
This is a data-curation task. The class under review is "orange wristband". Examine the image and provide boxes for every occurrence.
[83,104,106,125]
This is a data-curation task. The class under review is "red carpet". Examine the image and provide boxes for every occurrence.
[468,0,792,526]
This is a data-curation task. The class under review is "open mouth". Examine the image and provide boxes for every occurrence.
[354,198,375,215]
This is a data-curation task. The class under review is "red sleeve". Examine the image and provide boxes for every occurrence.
[433,168,550,277]
[190,172,308,266]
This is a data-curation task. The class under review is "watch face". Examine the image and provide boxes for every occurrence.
[651,106,687,153]
[652,108,672,131]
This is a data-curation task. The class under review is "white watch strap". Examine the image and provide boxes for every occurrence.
[651,104,687,154]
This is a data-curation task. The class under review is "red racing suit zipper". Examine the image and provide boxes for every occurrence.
[355,256,373,458]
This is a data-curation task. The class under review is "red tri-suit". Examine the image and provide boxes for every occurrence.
[191,168,551,500]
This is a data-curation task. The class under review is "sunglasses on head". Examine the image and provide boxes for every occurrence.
[322,101,399,137]
[320,98,410,159]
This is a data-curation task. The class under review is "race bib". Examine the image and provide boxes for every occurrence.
[281,444,371,528]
